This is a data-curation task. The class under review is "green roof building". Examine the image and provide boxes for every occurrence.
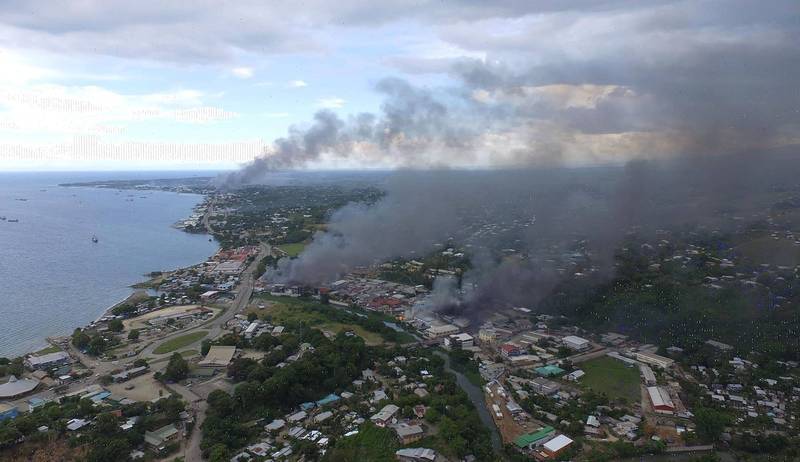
[514,426,555,448]
[535,365,565,377]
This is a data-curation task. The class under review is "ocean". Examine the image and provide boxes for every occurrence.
[0,171,218,358]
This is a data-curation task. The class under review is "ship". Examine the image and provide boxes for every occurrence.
[8,219,19,223]
[92,235,99,243]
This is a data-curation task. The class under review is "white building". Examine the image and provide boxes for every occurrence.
[562,335,590,351]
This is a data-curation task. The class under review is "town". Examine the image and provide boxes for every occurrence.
[3,180,800,462]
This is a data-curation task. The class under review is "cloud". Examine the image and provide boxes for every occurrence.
[288,79,308,88]
[231,67,254,79]
[317,97,345,109]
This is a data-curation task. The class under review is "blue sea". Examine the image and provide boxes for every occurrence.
[0,172,218,358]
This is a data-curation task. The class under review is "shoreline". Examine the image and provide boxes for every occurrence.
[13,190,218,361]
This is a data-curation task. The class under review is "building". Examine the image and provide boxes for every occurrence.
[198,345,237,368]
[0,375,39,399]
[478,328,497,344]
[634,351,674,369]
[425,324,459,339]
[395,423,425,444]
[371,404,400,427]
[543,434,574,457]
[513,426,555,449]
[705,339,734,352]
[112,366,148,383]
[144,424,179,450]
[0,404,18,422]
[640,364,657,386]
[396,448,437,462]
[24,351,70,370]
[565,370,585,381]
[535,365,565,377]
[443,333,474,350]
[500,343,524,358]
[562,335,590,351]
[647,386,675,413]
[530,377,560,395]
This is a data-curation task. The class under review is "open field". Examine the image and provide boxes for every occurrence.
[578,356,641,403]
[153,331,209,355]
[123,304,217,330]
[255,294,415,344]
[149,349,200,364]
[736,235,800,266]
[276,242,307,257]
[318,322,384,345]
[106,372,170,402]
[33,344,62,355]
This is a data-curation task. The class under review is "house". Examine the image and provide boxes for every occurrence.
[371,404,399,427]
[542,434,574,457]
[66,418,89,431]
[647,386,675,413]
[396,448,437,462]
[705,339,734,352]
[562,336,590,351]
[265,419,285,432]
[395,423,425,444]
[314,411,334,423]
[24,351,71,370]
[287,411,307,423]
[144,424,179,450]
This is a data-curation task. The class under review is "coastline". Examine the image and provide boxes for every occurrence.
[11,188,218,361]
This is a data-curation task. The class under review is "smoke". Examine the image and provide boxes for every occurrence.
[219,2,800,321]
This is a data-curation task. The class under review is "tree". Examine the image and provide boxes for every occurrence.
[128,329,140,340]
[163,353,189,382]
[247,312,258,323]
[208,444,230,462]
[72,328,90,349]
[108,319,124,332]
[694,407,730,442]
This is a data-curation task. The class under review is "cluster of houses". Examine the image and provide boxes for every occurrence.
[228,359,443,461]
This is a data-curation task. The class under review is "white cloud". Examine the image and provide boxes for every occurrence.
[232,67,254,79]
[317,97,345,108]
[288,79,308,88]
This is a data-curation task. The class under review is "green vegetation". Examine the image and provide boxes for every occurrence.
[153,330,209,354]
[325,423,397,461]
[447,349,484,387]
[33,344,61,355]
[276,242,307,257]
[578,356,641,403]
[160,352,189,382]
[257,294,415,344]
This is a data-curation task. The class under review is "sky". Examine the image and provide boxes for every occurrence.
[0,0,798,171]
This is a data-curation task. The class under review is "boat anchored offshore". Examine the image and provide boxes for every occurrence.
[92,235,99,243]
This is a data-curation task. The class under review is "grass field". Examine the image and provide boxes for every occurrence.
[326,423,397,461]
[153,331,208,355]
[255,294,415,344]
[578,356,641,403]
[33,344,62,355]
[277,242,307,257]
[318,322,384,345]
